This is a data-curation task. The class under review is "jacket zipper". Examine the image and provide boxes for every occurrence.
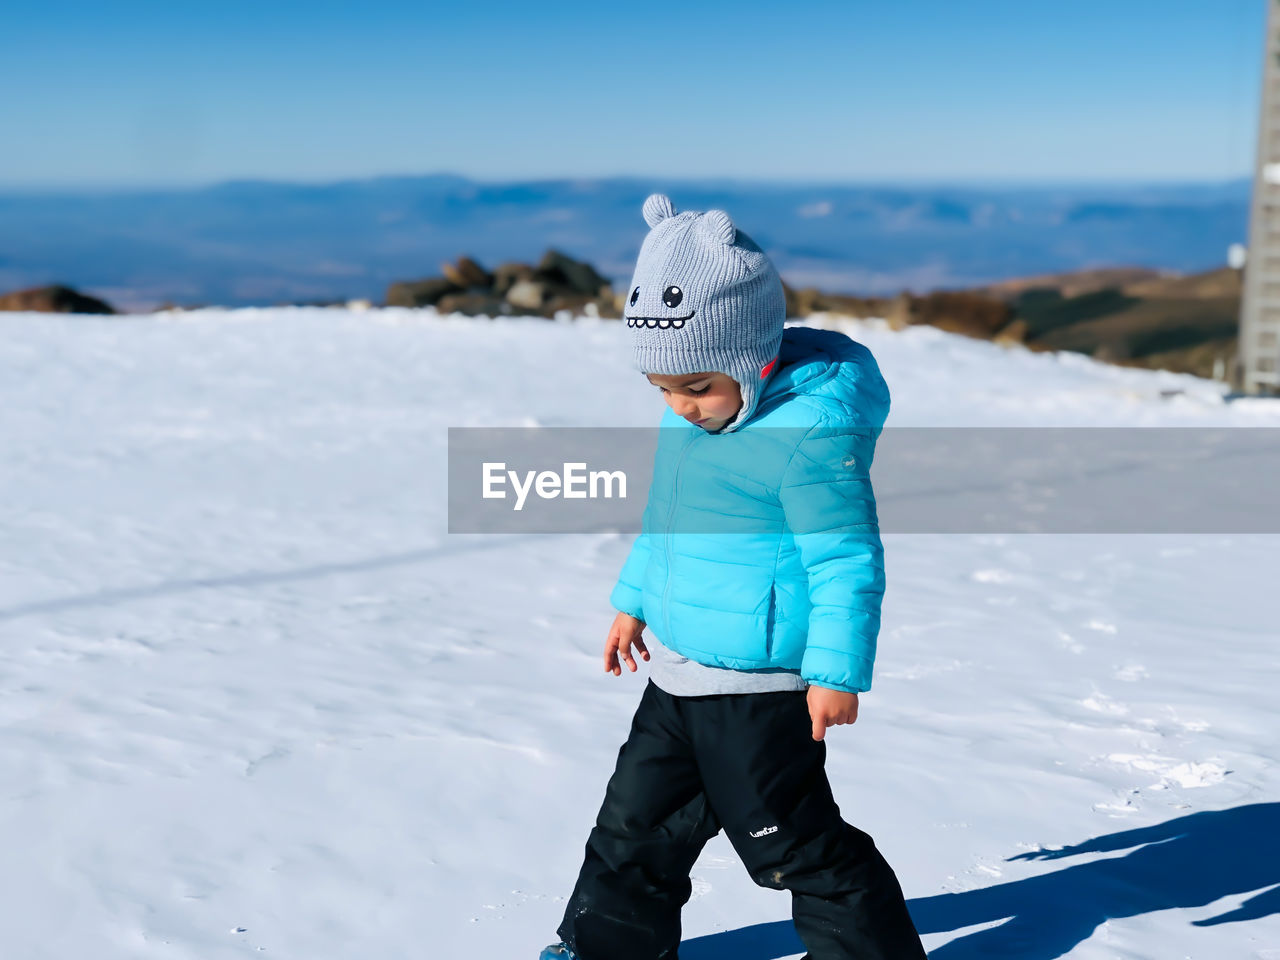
[663,426,699,648]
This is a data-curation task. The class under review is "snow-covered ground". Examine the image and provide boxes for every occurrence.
[1,305,1278,960]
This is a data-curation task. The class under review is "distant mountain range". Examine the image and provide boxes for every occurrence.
[0,175,1250,312]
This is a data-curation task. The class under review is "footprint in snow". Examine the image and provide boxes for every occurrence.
[1080,692,1130,717]
[1104,753,1229,789]
[971,568,1014,584]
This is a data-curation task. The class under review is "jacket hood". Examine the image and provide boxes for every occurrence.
[753,325,891,432]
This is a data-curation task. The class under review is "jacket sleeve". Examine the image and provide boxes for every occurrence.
[611,417,673,622]
[609,495,653,621]
[778,420,885,693]
[609,532,651,621]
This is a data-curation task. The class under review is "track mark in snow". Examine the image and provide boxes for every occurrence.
[1132,706,1212,734]
[1113,663,1148,682]
[1104,754,1228,789]
[244,746,291,777]
[880,658,969,681]
[971,568,1014,584]
[1154,705,1212,733]
[1092,794,1142,817]
[1084,619,1118,634]
[694,855,738,868]
[1080,693,1129,716]
[1055,630,1085,654]
[470,889,562,925]
[884,620,961,641]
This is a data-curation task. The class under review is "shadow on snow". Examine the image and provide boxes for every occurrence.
[680,803,1280,960]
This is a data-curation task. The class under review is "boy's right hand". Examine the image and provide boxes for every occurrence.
[604,611,650,676]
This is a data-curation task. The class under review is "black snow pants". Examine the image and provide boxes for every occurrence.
[557,681,927,960]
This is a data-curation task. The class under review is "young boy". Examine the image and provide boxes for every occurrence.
[540,195,926,960]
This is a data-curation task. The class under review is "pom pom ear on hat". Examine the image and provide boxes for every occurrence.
[699,209,735,246]
[642,193,677,227]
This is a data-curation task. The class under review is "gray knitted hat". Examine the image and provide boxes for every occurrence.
[624,194,786,433]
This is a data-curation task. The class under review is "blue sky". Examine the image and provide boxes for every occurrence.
[0,0,1266,188]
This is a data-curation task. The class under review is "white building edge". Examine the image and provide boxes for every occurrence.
[1240,0,1280,394]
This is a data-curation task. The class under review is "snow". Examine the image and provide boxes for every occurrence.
[1,305,1278,959]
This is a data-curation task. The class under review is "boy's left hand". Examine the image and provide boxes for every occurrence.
[807,686,859,741]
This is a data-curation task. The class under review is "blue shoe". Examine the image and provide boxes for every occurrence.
[538,944,578,960]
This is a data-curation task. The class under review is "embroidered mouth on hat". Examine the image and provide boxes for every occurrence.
[625,312,696,329]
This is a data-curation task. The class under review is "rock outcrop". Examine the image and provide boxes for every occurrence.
[386,252,618,319]
[385,276,461,309]
[0,284,115,314]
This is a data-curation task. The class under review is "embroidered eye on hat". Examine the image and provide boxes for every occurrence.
[623,193,787,433]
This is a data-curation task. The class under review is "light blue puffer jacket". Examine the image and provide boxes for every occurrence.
[610,325,891,694]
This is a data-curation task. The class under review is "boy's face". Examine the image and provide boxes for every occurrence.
[645,371,743,432]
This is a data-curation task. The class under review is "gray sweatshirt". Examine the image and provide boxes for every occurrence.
[645,633,809,697]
